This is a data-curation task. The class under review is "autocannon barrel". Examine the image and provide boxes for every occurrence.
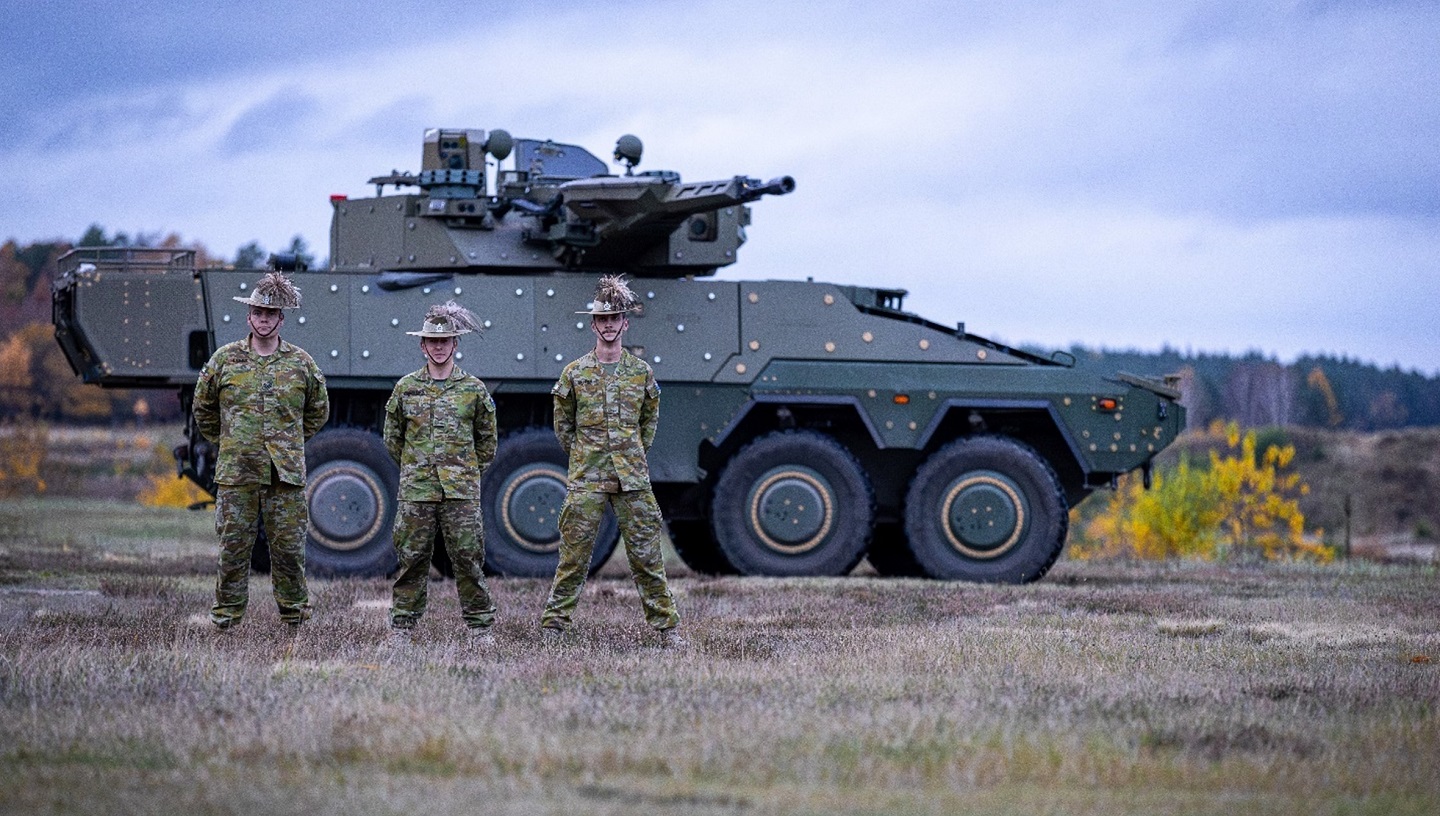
[653,174,796,215]
[550,173,796,244]
[750,175,796,197]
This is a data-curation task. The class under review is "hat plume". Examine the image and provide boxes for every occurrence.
[253,272,302,308]
[426,300,481,333]
[593,274,639,313]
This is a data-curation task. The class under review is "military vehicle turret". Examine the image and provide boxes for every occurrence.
[53,126,1185,582]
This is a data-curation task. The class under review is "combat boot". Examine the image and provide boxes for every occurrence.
[281,607,312,629]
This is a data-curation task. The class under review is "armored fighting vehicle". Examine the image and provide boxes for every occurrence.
[53,127,1185,582]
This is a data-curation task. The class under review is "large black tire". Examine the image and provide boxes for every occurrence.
[902,436,1068,583]
[667,518,739,576]
[865,521,926,577]
[398,525,457,579]
[249,521,272,574]
[480,427,617,577]
[303,428,401,578]
[711,430,874,576]
[430,528,454,578]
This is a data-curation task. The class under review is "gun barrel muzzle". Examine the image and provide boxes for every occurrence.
[762,176,796,195]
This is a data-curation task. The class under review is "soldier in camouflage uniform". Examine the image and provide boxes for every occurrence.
[542,275,683,645]
[383,302,499,641]
[193,271,329,630]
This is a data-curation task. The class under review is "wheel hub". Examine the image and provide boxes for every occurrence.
[500,464,568,553]
[307,463,385,551]
[748,466,833,554]
[940,470,1026,559]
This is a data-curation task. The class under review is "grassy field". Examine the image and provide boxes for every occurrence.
[1,498,1437,815]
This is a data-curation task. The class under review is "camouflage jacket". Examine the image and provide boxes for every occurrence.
[552,349,660,492]
[384,367,497,501]
[193,336,329,487]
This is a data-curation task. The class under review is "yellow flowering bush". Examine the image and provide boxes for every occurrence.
[1071,421,1332,562]
[0,418,47,497]
[136,472,212,509]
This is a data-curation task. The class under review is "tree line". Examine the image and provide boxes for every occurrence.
[3,231,1438,429]
[1064,345,1440,431]
[0,229,314,423]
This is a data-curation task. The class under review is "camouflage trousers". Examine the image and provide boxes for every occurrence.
[391,499,496,630]
[541,488,679,632]
[211,481,310,627]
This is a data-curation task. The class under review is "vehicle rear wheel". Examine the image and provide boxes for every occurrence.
[480,427,617,577]
[303,428,400,578]
[249,521,272,574]
[667,517,739,576]
[711,430,873,576]
[902,436,1068,583]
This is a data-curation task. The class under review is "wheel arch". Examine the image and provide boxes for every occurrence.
[324,387,557,439]
[704,394,884,467]
[917,399,1090,507]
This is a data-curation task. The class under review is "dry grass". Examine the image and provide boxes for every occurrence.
[1,498,1438,815]
[9,423,186,501]
[1166,425,1440,556]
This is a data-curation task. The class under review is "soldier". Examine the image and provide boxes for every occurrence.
[193,270,328,630]
[541,275,683,646]
[383,302,499,643]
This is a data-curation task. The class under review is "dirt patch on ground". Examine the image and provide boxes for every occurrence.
[1290,427,1440,538]
[1164,426,1440,559]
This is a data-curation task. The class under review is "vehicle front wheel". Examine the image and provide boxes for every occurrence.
[711,430,874,577]
[902,436,1068,583]
[480,427,617,577]
[303,428,401,578]
[430,528,453,578]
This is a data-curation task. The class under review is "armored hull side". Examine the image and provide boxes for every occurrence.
[53,127,1184,582]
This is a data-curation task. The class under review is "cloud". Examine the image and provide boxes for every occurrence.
[220,88,323,155]
[2,0,1438,373]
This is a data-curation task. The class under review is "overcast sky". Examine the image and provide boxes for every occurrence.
[4,0,1437,373]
